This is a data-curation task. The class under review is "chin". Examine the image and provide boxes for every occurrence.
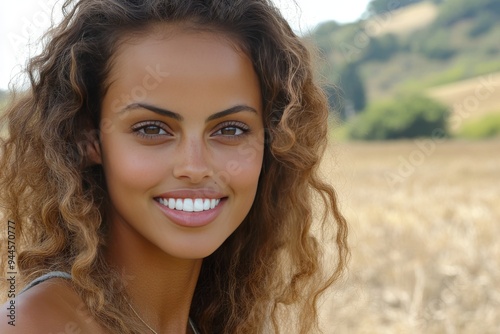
[158,239,225,260]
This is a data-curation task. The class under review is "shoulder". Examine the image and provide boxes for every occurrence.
[0,278,106,333]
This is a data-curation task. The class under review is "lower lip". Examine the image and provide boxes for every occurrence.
[154,198,226,228]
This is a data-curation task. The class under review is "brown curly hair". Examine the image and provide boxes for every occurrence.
[0,0,348,332]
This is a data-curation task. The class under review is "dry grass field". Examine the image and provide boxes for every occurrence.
[368,1,438,37]
[319,139,500,333]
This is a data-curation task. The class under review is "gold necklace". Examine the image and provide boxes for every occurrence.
[127,300,200,334]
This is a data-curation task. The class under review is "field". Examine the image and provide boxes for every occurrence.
[369,1,438,37]
[319,139,500,333]
[428,72,500,130]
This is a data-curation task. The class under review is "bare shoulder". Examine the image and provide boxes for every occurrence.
[0,278,106,333]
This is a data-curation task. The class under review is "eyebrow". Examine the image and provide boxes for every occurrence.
[206,105,258,122]
[122,103,183,121]
[122,103,258,122]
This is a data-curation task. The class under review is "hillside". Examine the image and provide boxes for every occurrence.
[368,1,438,37]
[428,72,500,130]
[308,0,500,123]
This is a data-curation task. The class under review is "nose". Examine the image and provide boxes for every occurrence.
[172,136,213,184]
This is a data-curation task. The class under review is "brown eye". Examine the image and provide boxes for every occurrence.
[220,127,240,136]
[143,126,162,135]
[213,123,248,137]
[132,121,170,138]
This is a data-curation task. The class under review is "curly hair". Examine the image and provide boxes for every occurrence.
[0,0,348,333]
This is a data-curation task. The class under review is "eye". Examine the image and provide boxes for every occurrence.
[216,127,244,136]
[132,121,171,139]
[212,122,249,137]
[140,125,167,135]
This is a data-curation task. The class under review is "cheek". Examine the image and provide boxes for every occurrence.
[212,141,264,194]
[100,136,168,192]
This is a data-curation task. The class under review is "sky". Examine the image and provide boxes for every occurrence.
[0,0,371,90]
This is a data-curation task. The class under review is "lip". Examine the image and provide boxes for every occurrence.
[154,189,227,228]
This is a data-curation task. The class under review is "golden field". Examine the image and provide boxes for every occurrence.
[320,139,500,333]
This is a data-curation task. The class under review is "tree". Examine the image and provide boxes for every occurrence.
[338,63,366,115]
[348,94,449,140]
[362,34,400,61]
[419,30,455,60]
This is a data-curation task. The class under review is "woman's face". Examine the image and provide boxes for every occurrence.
[95,27,264,259]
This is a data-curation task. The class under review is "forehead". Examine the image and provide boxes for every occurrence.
[106,24,250,85]
[102,24,262,115]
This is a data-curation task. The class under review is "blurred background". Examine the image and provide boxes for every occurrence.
[1,0,499,333]
[304,1,500,333]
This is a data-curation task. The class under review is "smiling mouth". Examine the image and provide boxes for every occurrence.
[155,197,223,212]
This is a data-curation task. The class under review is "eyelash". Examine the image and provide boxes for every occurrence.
[211,121,250,138]
[131,121,171,139]
[131,120,250,140]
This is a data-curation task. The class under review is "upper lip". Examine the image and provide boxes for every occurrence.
[155,189,226,199]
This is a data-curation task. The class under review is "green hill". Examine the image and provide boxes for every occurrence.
[308,0,500,114]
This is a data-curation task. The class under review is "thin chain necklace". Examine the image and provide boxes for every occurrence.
[127,300,200,334]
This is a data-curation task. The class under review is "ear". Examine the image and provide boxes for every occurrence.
[85,133,103,165]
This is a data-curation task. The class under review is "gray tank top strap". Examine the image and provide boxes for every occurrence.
[19,271,200,332]
[20,271,72,294]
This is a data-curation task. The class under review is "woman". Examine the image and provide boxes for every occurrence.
[0,0,348,333]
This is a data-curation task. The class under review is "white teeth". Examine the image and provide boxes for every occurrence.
[158,198,222,212]
[193,198,204,212]
[183,198,194,212]
[168,198,176,209]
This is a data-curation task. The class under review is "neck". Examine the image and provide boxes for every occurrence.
[105,215,202,333]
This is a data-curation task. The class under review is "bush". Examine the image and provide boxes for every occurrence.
[457,113,500,139]
[362,34,400,62]
[419,30,456,60]
[348,95,449,140]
